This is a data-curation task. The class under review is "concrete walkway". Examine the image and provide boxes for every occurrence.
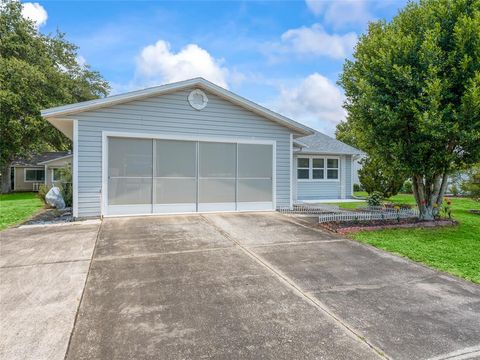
[0,221,100,360]
[2,213,479,359]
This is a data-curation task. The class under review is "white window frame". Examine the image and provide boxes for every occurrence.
[296,156,340,182]
[24,168,45,182]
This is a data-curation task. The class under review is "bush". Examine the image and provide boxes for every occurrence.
[58,165,73,207]
[358,157,406,198]
[353,183,363,192]
[460,164,480,200]
[37,184,51,204]
[367,191,383,207]
[402,180,413,194]
[450,184,460,197]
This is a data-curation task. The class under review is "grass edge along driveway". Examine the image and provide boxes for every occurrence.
[336,194,480,284]
[0,192,44,231]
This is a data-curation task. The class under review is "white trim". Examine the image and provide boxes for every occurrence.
[153,203,196,213]
[12,167,16,191]
[295,155,341,182]
[73,120,79,218]
[23,168,45,183]
[37,154,72,165]
[340,155,346,199]
[41,78,313,136]
[103,209,275,219]
[289,134,293,209]
[101,131,277,216]
[237,202,273,211]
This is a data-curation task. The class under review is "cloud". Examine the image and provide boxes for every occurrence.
[280,24,357,59]
[271,73,346,135]
[305,0,374,30]
[136,40,230,88]
[21,2,47,28]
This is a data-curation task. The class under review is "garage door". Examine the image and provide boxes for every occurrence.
[106,137,274,215]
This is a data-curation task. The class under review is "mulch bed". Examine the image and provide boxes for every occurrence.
[319,218,457,234]
[22,207,73,226]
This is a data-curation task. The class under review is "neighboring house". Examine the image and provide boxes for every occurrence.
[41,77,362,218]
[11,152,72,192]
[293,132,364,201]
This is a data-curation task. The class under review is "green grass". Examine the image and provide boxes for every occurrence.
[335,193,480,283]
[0,192,44,231]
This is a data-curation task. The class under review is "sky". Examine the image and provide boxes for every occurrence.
[21,0,408,136]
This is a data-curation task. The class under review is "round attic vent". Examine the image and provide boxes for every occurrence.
[188,89,208,110]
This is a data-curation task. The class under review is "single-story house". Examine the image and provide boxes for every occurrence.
[41,77,362,218]
[11,152,72,192]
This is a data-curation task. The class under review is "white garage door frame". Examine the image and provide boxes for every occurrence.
[101,131,276,217]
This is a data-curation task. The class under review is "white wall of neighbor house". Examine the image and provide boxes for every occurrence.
[67,87,293,217]
[293,154,353,201]
[44,157,72,187]
[12,166,44,191]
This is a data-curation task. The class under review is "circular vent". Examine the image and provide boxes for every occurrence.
[188,89,208,110]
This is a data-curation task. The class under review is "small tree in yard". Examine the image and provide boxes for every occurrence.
[339,0,480,220]
[0,1,109,193]
[358,156,406,198]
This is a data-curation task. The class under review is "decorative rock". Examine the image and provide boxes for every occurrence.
[45,186,66,210]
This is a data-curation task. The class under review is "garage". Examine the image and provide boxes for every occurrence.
[105,136,275,216]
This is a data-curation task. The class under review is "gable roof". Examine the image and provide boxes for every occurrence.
[11,152,72,167]
[41,77,314,136]
[294,131,364,155]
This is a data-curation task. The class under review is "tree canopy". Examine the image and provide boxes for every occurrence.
[0,0,109,192]
[339,0,480,219]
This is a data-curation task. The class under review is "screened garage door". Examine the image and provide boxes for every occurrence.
[106,137,274,215]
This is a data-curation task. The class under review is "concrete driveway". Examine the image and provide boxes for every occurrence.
[2,213,479,360]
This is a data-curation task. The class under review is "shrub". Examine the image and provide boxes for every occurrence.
[367,191,383,207]
[358,157,406,198]
[450,184,460,197]
[353,183,363,192]
[402,180,413,194]
[37,184,51,204]
[58,165,73,207]
[460,164,480,201]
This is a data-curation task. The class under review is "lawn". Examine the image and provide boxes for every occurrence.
[336,193,480,284]
[0,192,44,231]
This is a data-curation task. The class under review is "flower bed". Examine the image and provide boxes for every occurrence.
[319,218,457,234]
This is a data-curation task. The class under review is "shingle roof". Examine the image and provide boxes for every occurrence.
[11,152,72,166]
[294,131,364,155]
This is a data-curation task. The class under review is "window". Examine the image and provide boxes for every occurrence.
[327,158,339,179]
[297,157,339,180]
[52,168,62,182]
[25,169,45,182]
[297,158,309,179]
[312,159,324,179]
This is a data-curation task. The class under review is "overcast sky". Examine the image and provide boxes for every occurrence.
[23,0,407,135]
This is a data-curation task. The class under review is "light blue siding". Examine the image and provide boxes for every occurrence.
[70,88,292,217]
[293,154,353,200]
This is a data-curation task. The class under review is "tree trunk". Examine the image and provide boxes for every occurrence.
[0,163,12,194]
[413,172,448,221]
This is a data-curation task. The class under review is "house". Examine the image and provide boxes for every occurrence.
[11,152,72,192]
[293,132,363,201]
[41,77,362,218]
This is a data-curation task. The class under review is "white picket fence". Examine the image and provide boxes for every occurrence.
[277,203,341,215]
[318,208,419,223]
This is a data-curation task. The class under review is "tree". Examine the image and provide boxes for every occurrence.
[358,157,406,198]
[339,0,480,220]
[0,0,109,192]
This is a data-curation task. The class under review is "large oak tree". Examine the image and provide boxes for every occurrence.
[339,0,480,219]
[0,0,109,192]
